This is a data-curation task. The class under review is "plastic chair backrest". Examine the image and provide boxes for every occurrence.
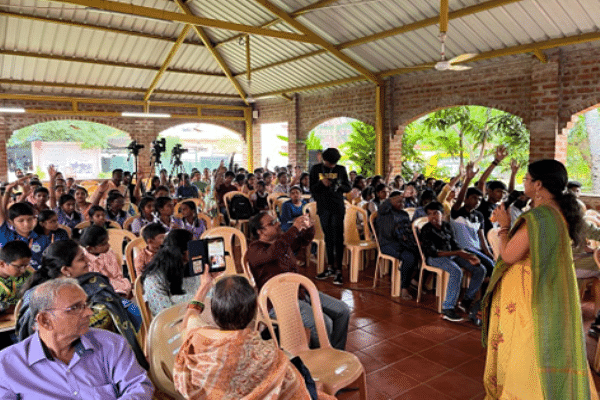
[302,202,325,241]
[267,192,287,212]
[274,197,290,217]
[258,273,331,355]
[123,215,140,232]
[201,227,247,276]
[197,212,213,230]
[108,229,137,264]
[369,212,380,248]
[74,221,91,230]
[344,204,370,244]
[58,224,72,238]
[223,191,249,220]
[147,302,187,400]
[174,198,205,217]
[133,275,152,354]
[412,217,429,262]
[125,237,147,282]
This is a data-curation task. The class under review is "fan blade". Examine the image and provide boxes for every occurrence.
[448,64,472,71]
[448,53,477,64]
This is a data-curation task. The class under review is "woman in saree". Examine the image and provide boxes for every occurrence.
[482,159,597,399]
[174,272,335,400]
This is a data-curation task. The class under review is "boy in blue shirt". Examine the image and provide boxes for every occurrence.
[0,180,52,270]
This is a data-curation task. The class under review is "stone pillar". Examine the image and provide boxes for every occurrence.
[288,94,300,168]
[130,120,157,178]
[0,116,9,182]
[528,59,567,163]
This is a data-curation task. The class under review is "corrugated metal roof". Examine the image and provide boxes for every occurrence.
[1,0,600,103]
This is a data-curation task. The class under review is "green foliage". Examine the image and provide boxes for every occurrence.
[567,114,592,190]
[9,120,128,149]
[302,131,323,151]
[404,106,530,179]
[339,121,376,176]
[276,135,289,157]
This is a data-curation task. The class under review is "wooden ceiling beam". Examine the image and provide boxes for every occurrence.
[144,25,191,101]
[0,79,241,99]
[44,0,317,43]
[253,0,382,85]
[0,10,202,46]
[215,0,340,48]
[174,0,249,105]
[234,0,522,78]
[0,50,226,77]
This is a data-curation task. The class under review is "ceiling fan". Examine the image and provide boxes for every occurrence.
[433,0,477,71]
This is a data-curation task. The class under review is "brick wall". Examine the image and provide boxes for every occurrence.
[2,41,600,181]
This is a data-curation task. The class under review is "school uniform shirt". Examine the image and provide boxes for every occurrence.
[134,247,156,278]
[106,209,127,228]
[0,223,51,270]
[131,215,158,236]
[54,207,82,229]
[450,206,485,250]
[0,270,32,313]
[84,249,132,297]
[181,218,206,241]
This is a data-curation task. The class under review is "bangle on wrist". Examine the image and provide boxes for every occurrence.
[188,300,205,312]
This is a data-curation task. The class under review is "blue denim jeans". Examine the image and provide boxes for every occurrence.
[427,255,486,310]
[464,247,495,277]
[380,244,420,289]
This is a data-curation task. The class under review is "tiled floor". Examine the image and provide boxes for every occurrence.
[307,263,600,400]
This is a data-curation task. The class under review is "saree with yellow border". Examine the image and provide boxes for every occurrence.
[482,205,597,399]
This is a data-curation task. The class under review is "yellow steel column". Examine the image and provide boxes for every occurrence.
[245,108,254,171]
[375,85,384,176]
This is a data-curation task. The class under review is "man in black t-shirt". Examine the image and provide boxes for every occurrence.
[477,180,507,234]
[309,148,350,285]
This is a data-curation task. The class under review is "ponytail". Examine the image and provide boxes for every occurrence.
[556,191,584,247]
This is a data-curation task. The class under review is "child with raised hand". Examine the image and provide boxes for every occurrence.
[134,222,167,278]
[33,210,70,243]
[0,180,52,270]
[80,225,132,298]
[179,200,206,240]
[54,194,82,229]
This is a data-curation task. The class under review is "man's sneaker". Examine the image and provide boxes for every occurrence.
[458,299,472,313]
[316,269,334,280]
[333,271,344,286]
[442,308,464,322]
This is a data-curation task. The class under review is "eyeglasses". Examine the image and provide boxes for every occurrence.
[261,218,279,229]
[45,300,92,315]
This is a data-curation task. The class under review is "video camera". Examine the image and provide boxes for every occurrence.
[151,138,167,165]
[126,140,144,161]
[171,143,188,157]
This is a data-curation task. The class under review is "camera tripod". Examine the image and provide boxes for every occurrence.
[169,155,186,177]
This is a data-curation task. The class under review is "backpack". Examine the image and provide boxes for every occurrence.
[229,194,253,220]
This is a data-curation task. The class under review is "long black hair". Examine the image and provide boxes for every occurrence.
[142,229,192,296]
[21,240,81,295]
[528,159,584,246]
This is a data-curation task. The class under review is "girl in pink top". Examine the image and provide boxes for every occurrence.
[80,225,132,298]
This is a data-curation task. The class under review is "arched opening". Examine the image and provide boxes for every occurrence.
[401,105,530,181]
[8,120,132,180]
[566,107,600,195]
[157,123,244,176]
[308,117,375,174]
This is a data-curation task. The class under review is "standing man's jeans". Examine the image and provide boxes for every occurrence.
[427,256,486,310]
[270,291,350,350]
[380,244,419,289]
[318,208,345,271]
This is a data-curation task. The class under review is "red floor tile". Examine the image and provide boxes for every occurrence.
[359,320,409,338]
[454,357,487,382]
[398,383,455,400]
[426,370,485,399]
[367,366,420,398]
[346,329,384,352]
[388,330,439,352]
[419,344,475,369]
[352,350,388,374]
[360,340,414,365]
[390,354,449,382]
[444,333,487,358]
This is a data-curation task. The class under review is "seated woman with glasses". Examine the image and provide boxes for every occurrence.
[15,239,147,369]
